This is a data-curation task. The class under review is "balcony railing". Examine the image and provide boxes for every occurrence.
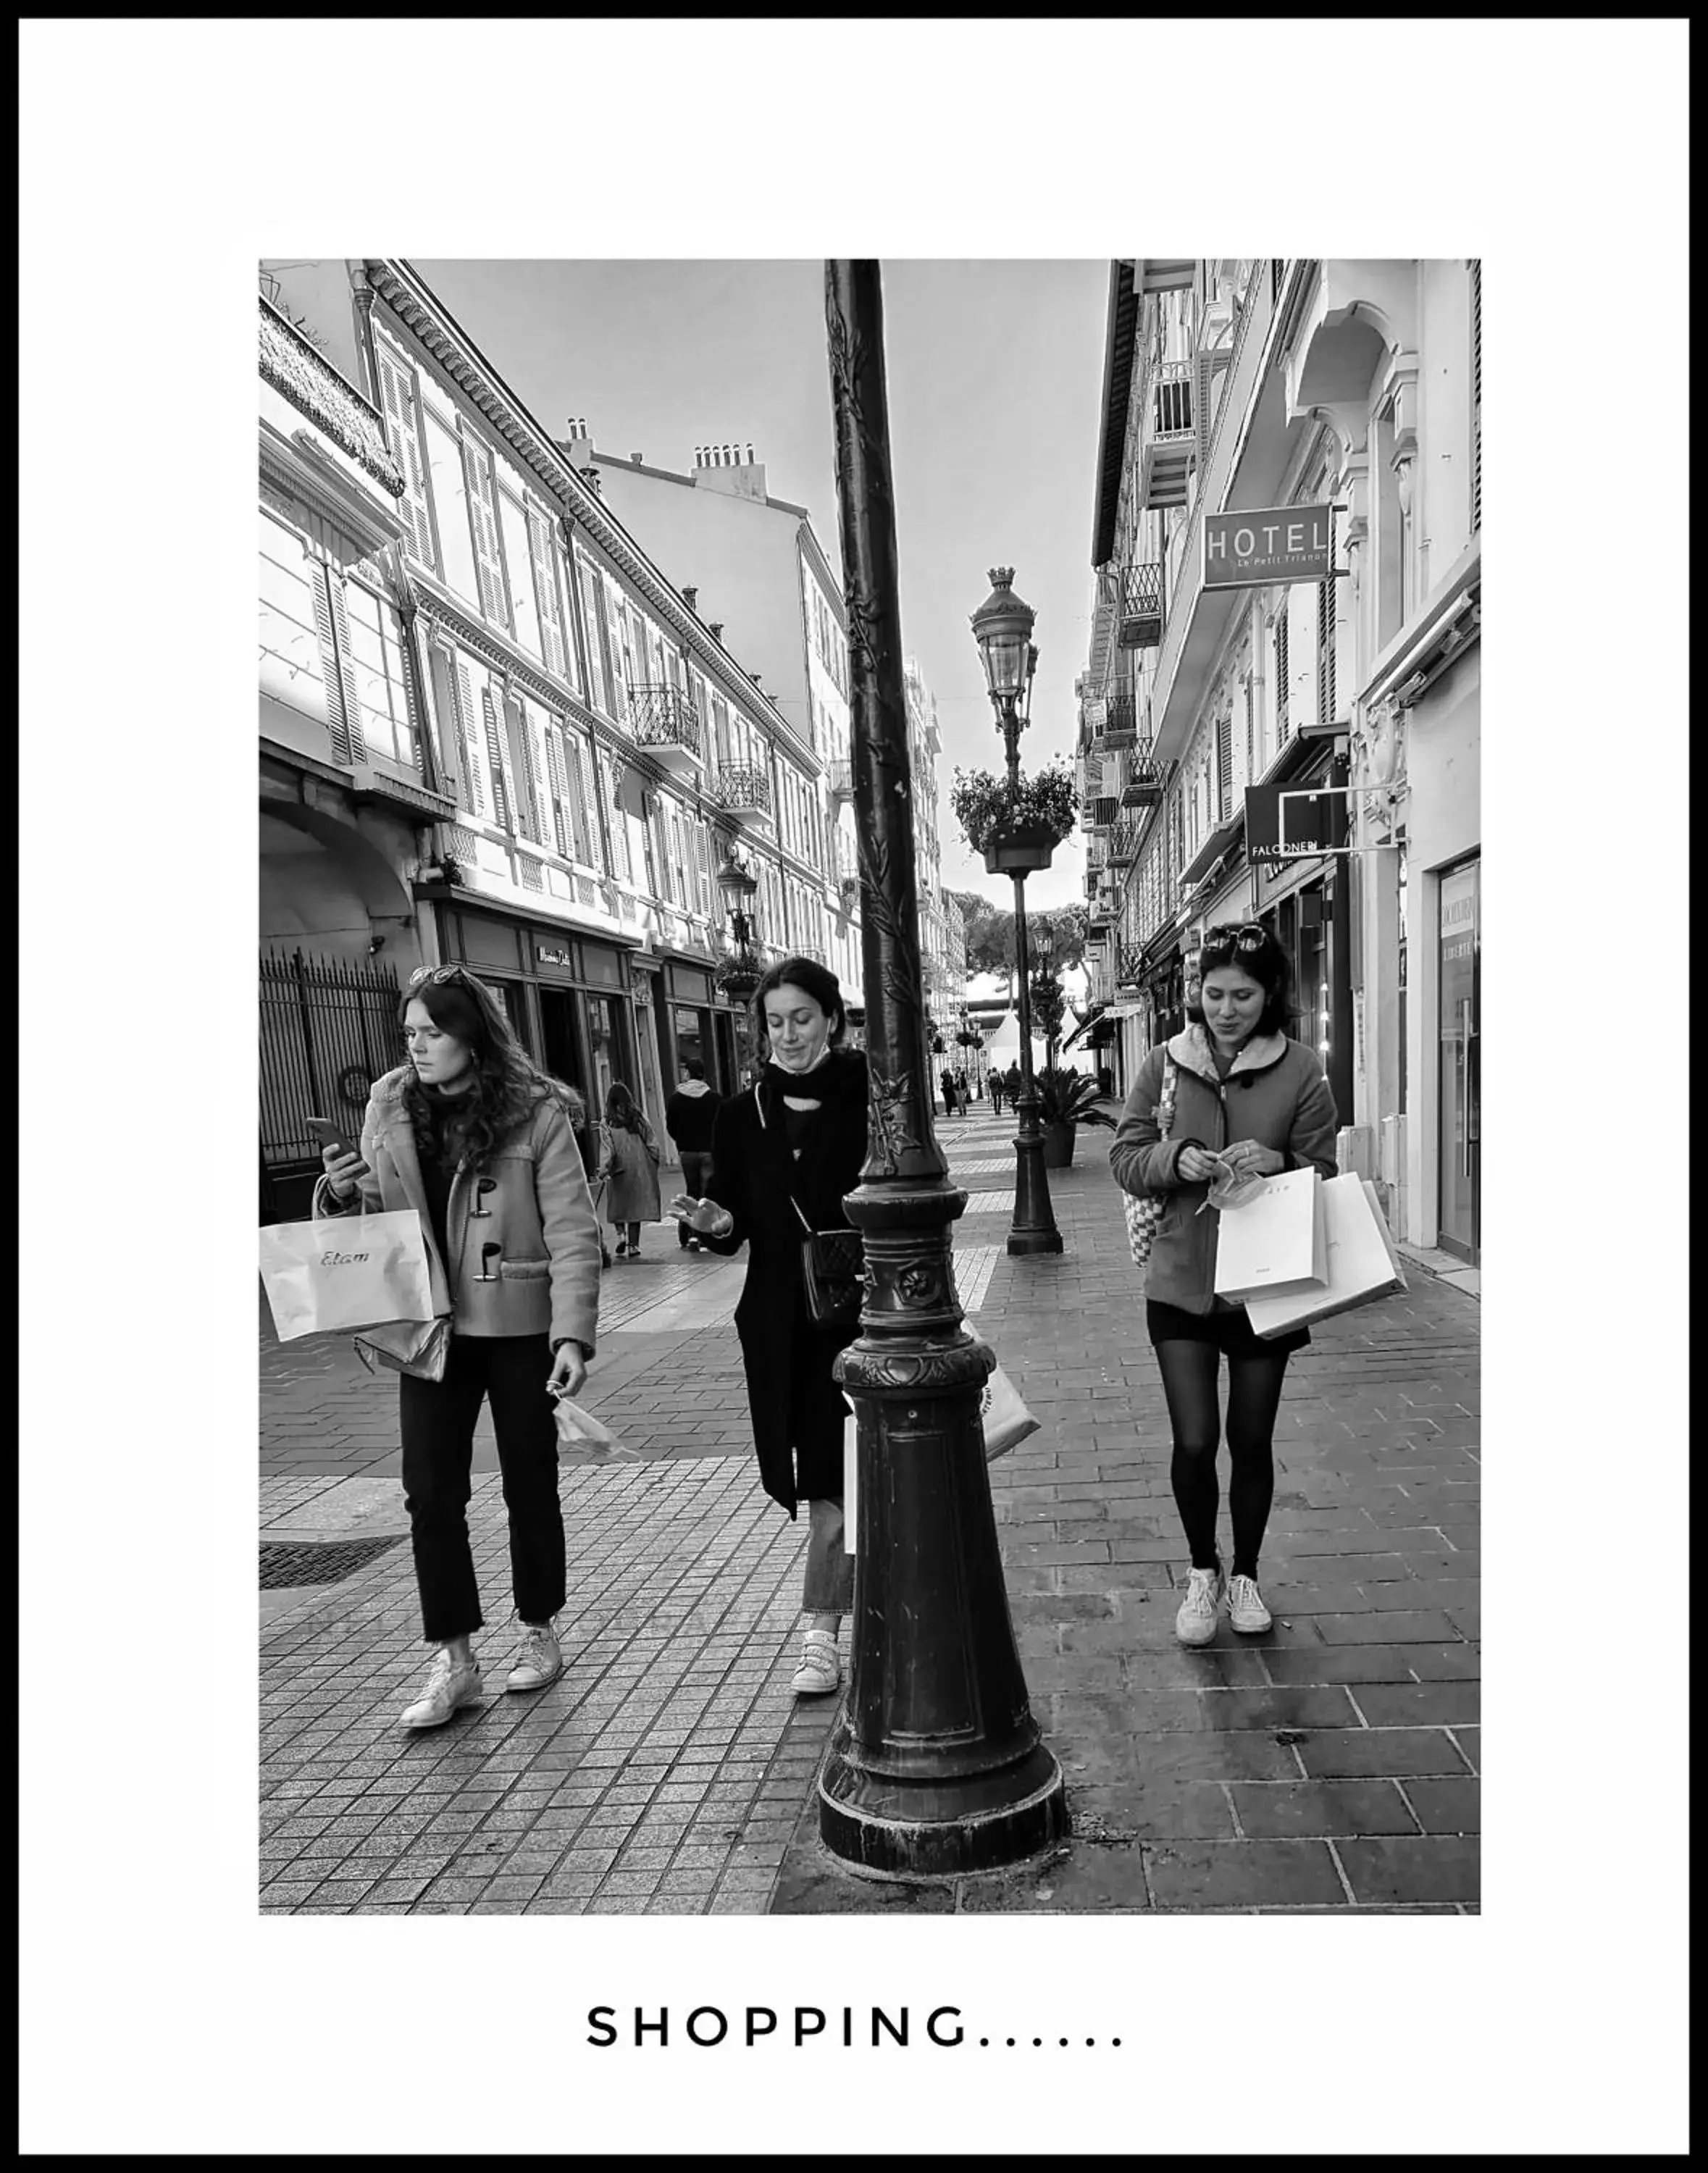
[1121,740,1168,808]
[1115,561,1165,651]
[1100,689,1140,749]
[712,763,773,824]
[1089,795,1118,830]
[826,757,855,802]
[1116,942,1144,989]
[627,684,702,768]
[1142,359,1196,511]
[1108,819,1144,866]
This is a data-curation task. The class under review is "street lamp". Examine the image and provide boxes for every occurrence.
[816,259,1066,1880]
[714,842,763,1081]
[1033,917,1059,1068]
[971,569,1063,1257]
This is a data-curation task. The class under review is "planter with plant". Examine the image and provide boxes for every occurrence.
[1032,1065,1116,1169]
[950,759,1080,875]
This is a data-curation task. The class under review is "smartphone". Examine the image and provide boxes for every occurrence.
[305,1116,367,1168]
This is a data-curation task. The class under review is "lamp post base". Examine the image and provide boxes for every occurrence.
[818,1722,1068,1878]
[1008,1117,1063,1255]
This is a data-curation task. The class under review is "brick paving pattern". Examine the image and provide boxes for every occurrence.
[260,1103,1478,1914]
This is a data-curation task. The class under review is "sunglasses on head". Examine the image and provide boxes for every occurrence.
[1200,923,1268,957]
[409,963,474,989]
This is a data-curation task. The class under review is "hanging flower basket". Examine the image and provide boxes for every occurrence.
[982,826,1058,875]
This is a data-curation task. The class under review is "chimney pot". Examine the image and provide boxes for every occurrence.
[709,622,724,642]
[629,452,642,464]
[682,586,698,611]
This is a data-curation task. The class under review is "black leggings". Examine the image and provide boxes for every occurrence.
[1154,1340,1292,1578]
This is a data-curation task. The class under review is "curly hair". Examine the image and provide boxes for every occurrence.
[398,966,575,1171]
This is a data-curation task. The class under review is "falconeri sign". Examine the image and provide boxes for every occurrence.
[1204,504,1334,591]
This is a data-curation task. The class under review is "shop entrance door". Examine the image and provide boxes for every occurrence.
[1437,858,1480,1263]
[537,987,585,1102]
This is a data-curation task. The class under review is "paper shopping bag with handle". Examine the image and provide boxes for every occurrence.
[259,1210,434,1343]
[1244,1176,1408,1340]
[979,1360,1040,1462]
[1212,1168,1329,1303]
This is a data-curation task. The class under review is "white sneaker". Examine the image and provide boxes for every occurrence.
[506,1619,564,1692]
[401,1648,482,1729]
[791,1630,841,1696]
[1174,1565,1226,1648]
[1227,1574,1273,1634]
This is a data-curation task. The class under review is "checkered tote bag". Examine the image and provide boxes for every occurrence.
[1121,1052,1179,1276]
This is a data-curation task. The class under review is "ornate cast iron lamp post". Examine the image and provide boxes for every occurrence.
[714,844,763,1083]
[817,260,1067,1877]
[971,571,1063,1257]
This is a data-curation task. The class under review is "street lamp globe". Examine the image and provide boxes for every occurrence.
[714,845,758,916]
[970,566,1037,708]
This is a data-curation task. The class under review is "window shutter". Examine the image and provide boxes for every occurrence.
[579,563,611,716]
[374,348,436,571]
[511,695,548,844]
[1470,259,1482,534]
[1244,678,1255,790]
[327,577,368,763]
[608,762,634,883]
[528,511,569,681]
[1194,350,1219,468]
[606,590,631,725]
[1273,608,1291,737]
[309,566,353,764]
[479,684,514,831]
[450,658,486,818]
[574,737,604,870]
[1216,710,1233,821]
[460,436,509,629]
[1317,574,1338,726]
[543,727,572,859]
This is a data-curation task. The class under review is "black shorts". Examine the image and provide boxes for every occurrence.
[1145,1298,1310,1360]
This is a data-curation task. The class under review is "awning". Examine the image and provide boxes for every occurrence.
[1060,1004,1103,1054]
[1181,810,1246,891]
[1140,922,1182,972]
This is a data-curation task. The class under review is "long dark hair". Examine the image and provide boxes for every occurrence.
[604,1080,648,1133]
[752,955,847,1047]
[1187,924,1294,1038]
[398,966,572,1170]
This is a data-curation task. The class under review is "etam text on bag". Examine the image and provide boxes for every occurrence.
[319,1247,372,1267]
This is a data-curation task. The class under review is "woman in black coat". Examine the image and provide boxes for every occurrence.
[669,956,866,1699]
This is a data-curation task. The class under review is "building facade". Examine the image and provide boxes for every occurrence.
[259,259,845,1210]
[1079,259,1481,1260]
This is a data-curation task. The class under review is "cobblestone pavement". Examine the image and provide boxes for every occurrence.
[260,1104,1479,1915]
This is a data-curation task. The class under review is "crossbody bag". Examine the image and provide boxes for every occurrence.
[1121,1052,1179,1277]
[757,1084,865,1328]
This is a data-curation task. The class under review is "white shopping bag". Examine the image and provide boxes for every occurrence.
[551,1391,640,1460]
[259,1210,434,1342]
[979,1361,1039,1462]
[1244,1176,1408,1340]
[1213,1168,1328,1303]
[841,1393,858,1557]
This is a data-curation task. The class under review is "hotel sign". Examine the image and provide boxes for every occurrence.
[1204,503,1334,591]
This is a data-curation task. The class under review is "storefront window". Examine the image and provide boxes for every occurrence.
[587,995,620,1112]
[1396,836,1409,1117]
[1437,860,1480,1262]
[674,1005,707,1076]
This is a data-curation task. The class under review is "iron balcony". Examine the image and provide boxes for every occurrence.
[627,684,702,777]
[1121,741,1168,808]
[712,762,774,827]
[1115,563,1165,651]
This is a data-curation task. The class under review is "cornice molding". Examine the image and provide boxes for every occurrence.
[365,260,817,771]
[259,424,407,561]
[259,295,404,498]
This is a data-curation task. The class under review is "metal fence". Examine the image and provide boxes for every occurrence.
[260,949,405,1215]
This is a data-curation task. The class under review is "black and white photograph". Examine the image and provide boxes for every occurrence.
[21,17,1688,2161]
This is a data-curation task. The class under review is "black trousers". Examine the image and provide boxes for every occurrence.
[398,1332,566,1644]
[677,1149,713,1242]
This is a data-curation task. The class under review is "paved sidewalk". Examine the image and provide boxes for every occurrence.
[773,1115,1480,1914]
[260,1102,1478,1914]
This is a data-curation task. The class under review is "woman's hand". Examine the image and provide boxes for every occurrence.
[1223,1139,1286,1178]
[320,1144,367,1200]
[1176,1144,1221,1183]
[548,1341,588,1399]
[667,1192,734,1239]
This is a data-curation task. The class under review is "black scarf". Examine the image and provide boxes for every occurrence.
[759,1048,866,1115]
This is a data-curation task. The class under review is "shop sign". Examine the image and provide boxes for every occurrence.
[1245,782,1344,866]
[536,944,573,968]
[1204,503,1334,591]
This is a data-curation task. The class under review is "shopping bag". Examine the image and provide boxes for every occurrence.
[551,1390,640,1460]
[841,1393,858,1557]
[979,1362,1039,1462]
[1212,1168,1328,1303]
[1244,1177,1408,1340]
[259,1210,434,1342]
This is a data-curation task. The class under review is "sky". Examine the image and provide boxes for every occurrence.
[414,259,1110,914]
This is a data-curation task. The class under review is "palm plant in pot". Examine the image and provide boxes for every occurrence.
[950,759,1079,874]
[1033,1065,1117,1170]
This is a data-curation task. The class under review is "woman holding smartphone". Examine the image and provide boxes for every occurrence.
[317,963,603,1729]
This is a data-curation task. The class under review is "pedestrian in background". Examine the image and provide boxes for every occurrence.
[989,1070,1005,1118]
[600,1080,661,1259]
[668,957,866,1696]
[316,963,602,1729]
[561,1081,612,1268]
[955,1066,971,1115]
[940,1065,960,1118]
[664,1060,722,1253]
[1110,924,1337,1649]
[1003,1060,1022,1108]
